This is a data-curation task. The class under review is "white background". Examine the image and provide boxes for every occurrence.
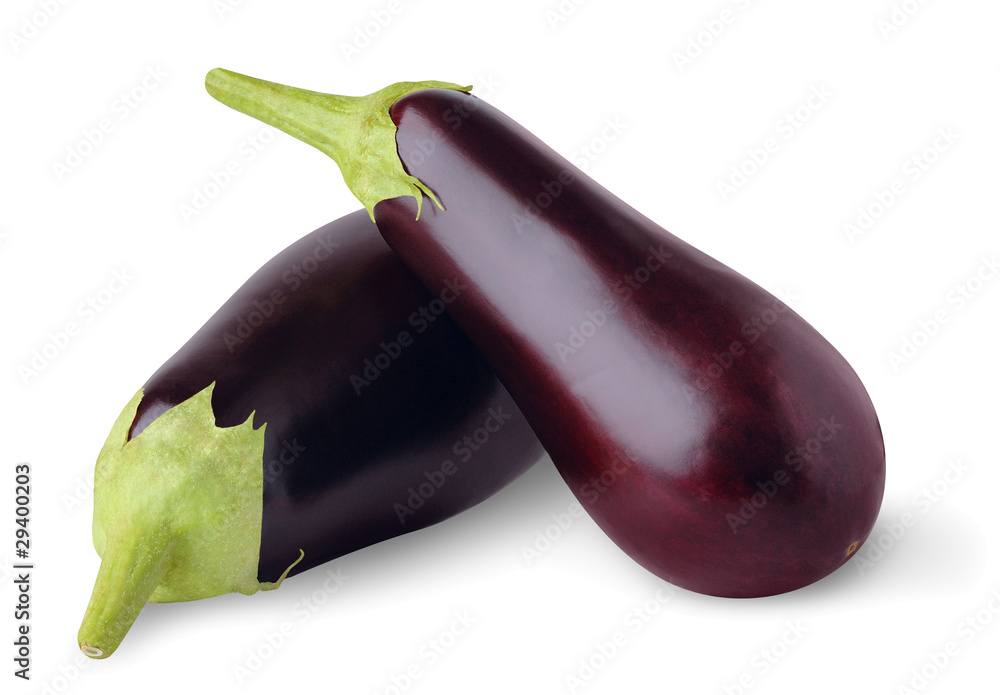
[2,0,999,693]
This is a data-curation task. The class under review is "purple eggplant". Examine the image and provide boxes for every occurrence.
[205,69,886,599]
[77,210,542,658]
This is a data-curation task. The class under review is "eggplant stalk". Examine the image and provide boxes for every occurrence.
[205,68,469,219]
[77,384,300,658]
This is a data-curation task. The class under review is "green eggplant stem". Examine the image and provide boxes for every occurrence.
[260,549,306,590]
[77,531,175,659]
[78,383,280,659]
[204,68,471,219]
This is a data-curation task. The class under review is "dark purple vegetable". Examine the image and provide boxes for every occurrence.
[206,70,886,599]
[77,210,541,658]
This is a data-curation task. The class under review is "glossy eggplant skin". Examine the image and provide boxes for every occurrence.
[372,90,886,598]
[128,210,542,583]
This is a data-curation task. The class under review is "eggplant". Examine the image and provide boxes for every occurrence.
[205,70,886,599]
[77,210,542,658]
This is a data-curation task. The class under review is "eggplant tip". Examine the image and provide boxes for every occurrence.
[81,644,104,659]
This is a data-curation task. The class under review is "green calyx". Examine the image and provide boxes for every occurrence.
[77,383,301,659]
[204,68,471,219]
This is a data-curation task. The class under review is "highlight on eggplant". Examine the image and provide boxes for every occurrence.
[78,210,543,658]
[205,68,886,599]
